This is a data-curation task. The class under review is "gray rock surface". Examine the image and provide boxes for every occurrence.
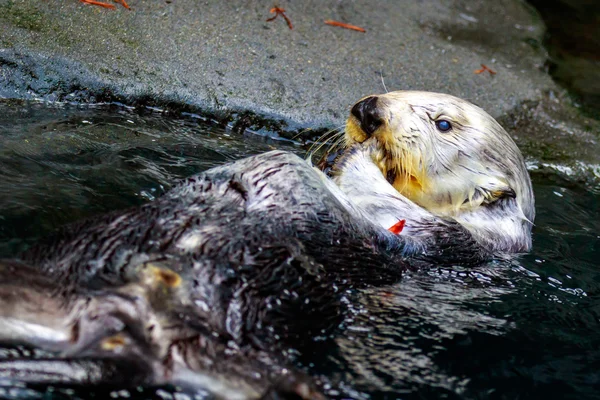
[0,0,553,130]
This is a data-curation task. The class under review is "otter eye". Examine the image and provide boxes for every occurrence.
[436,120,452,132]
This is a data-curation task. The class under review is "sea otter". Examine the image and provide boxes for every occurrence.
[0,91,534,398]
[330,91,535,254]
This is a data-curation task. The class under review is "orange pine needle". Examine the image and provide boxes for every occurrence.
[79,0,116,9]
[266,7,293,30]
[388,219,406,235]
[324,19,366,33]
[474,64,496,75]
[114,0,130,9]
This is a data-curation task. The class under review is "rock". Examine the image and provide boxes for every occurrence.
[498,92,600,187]
[0,0,554,134]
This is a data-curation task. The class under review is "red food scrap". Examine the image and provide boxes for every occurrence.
[79,0,130,9]
[324,19,366,33]
[267,7,293,30]
[80,0,116,9]
[388,219,406,235]
[474,64,496,75]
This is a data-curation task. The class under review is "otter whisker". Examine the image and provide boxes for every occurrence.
[306,126,344,155]
[379,70,389,93]
[308,130,343,158]
[319,132,347,166]
[305,126,344,163]
[290,128,313,141]
[328,132,347,153]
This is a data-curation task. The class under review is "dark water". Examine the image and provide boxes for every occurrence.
[0,101,302,257]
[0,102,599,399]
[527,0,600,118]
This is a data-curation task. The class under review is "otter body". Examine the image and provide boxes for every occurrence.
[0,91,533,398]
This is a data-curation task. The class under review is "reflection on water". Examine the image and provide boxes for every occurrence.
[0,102,599,399]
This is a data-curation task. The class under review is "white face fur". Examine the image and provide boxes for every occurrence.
[341,91,535,252]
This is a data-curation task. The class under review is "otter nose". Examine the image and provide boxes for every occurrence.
[351,96,383,137]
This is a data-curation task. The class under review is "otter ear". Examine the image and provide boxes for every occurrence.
[471,178,516,206]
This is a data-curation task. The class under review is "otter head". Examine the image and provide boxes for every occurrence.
[343,90,535,252]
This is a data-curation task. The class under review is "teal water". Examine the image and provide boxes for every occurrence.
[0,101,598,399]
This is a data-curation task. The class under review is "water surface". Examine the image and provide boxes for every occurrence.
[0,101,598,399]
